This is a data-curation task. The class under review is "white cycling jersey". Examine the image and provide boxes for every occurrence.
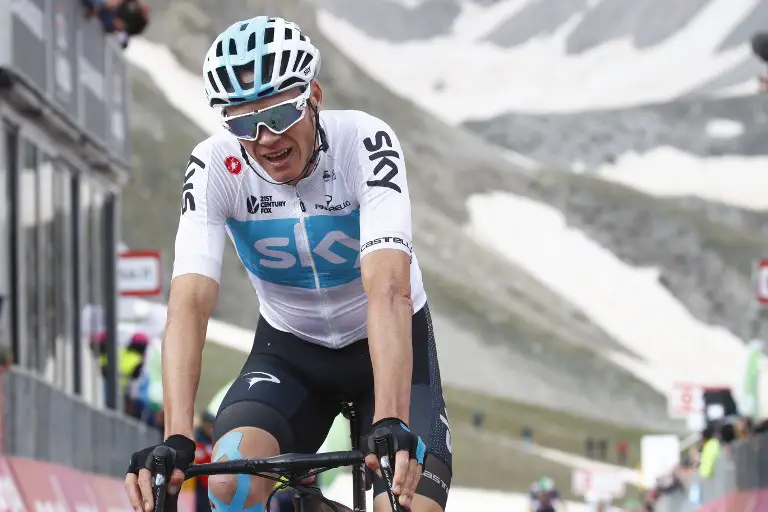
[171,110,427,348]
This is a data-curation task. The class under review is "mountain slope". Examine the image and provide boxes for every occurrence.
[309,1,768,373]
[121,0,672,427]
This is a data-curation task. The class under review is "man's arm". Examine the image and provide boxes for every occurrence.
[361,249,413,422]
[162,139,232,438]
[162,274,219,439]
[354,114,415,423]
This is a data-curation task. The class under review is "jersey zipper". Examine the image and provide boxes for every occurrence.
[294,188,339,346]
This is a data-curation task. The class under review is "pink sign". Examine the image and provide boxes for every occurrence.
[7,457,68,512]
[87,474,132,512]
[0,456,25,512]
[48,465,99,512]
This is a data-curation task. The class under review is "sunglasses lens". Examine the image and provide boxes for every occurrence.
[225,100,305,140]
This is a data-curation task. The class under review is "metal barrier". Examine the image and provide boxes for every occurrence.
[732,432,768,490]
[1,366,161,477]
[653,433,768,512]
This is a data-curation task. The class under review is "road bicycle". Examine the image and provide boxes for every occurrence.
[150,403,405,512]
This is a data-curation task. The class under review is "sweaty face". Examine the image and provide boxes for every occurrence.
[225,79,323,184]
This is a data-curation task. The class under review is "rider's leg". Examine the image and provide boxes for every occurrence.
[373,492,442,512]
[208,425,280,512]
[206,314,343,512]
[370,454,451,512]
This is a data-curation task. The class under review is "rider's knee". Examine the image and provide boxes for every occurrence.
[207,473,241,505]
[206,428,279,512]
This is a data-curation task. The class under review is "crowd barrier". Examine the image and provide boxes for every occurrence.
[1,366,161,477]
[0,365,183,511]
[0,452,195,512]
[654,432,768,512]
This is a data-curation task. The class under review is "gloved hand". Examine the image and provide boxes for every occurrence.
[363,418,427,509]
[124,434,197,512]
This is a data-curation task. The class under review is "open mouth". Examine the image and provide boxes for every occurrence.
[264,148,292,164]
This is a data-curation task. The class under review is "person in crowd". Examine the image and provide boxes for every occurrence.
[616,440,628,465]
[121,332,151,417]
[193,412,215,512]
[597,439,608,461]
[751,32,768,92]
[81,0,150,48]
[529,476,564,512]
[698,424,721,479]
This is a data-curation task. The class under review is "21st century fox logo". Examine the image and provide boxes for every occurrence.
[247,195,286,214]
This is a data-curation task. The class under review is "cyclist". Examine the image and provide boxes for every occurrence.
[123,14,452,512]
[529,476,564,512]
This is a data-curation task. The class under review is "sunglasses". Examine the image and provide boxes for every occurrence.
[221,86,311,141]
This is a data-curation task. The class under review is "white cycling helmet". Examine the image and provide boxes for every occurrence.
[203,16,321,108]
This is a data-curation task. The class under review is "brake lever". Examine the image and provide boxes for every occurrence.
[149,445,176,512]
[371,428,404,512]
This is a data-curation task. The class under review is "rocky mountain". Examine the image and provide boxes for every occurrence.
[309,0,768,381]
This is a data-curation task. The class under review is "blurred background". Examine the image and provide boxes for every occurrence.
[1,0,768,511]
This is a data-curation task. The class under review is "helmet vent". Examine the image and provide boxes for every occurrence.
[233,63,255,87]
[278,76,304,91]
[207,71,219,93]
[261,53,275,84]
[257,87,275,98]
[293,50,305,72]
[216,66,234,93]
[279,50,291,75]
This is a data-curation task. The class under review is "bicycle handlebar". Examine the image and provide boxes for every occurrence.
[149,430,405,512]
[184,450,365,479]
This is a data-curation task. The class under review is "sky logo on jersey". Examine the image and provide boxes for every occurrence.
[227,209,362,289]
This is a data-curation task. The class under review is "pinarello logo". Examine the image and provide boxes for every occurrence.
[225,156,242,175]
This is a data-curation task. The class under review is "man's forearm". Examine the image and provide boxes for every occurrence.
[162,308,207,439]
[368,293,413,424]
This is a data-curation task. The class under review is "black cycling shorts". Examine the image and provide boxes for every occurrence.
[212,303,452,508]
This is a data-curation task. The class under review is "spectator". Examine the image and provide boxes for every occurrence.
[82,0,150,48]
[586,437,595,458]
[617,439,629,465]
[698,424,721,479]
[193,412,215,512]
[121,331,150,416]
[471,410,485,429]
[521,426,533,444]
[598,438,608,461]
[0,345,11,369]
[751,32,768,92]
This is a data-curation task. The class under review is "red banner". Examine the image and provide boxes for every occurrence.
[49,465,100,512]
[0,456,25,512]
[88,473,133,512]
[4,455,194,512]
[7,457,69,512]
[698,490,768,512]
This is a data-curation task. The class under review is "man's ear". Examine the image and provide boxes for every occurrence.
[310,79,323,109]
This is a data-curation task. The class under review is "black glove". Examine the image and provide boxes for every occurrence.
[364,418,426,465]
[126,434,197,476]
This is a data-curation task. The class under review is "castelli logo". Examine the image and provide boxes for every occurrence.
[225,156,242,175]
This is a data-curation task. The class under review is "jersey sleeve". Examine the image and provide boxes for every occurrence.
[352,115,414,260]
[171,140,231,283]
